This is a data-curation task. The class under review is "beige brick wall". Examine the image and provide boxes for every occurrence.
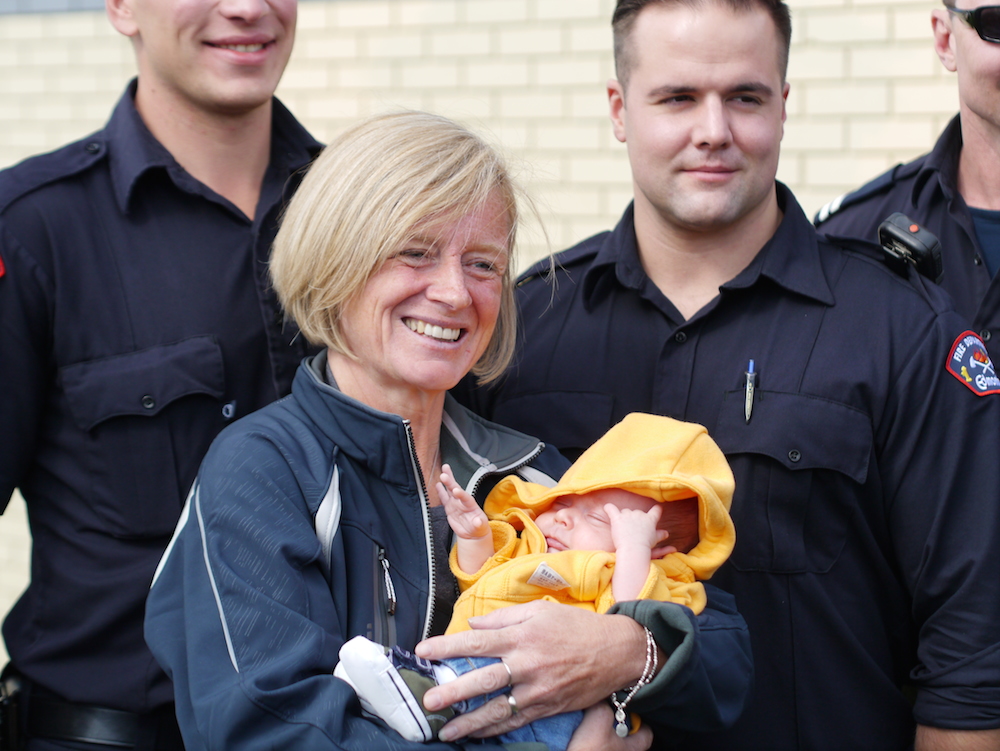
[0,0,960,664]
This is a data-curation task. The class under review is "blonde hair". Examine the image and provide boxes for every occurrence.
[271,110,521,384]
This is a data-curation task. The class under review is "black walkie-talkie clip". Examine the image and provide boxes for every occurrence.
[878,212,944,283]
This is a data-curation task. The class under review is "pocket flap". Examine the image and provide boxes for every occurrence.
[715,390,872,484]
[61,336,225,431]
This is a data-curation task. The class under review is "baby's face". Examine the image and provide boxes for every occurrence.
[534,488,658,553]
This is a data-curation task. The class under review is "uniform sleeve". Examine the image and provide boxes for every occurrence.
[607,584,752,732]
[879,312,1000,728]
[0,219,52,512]
[144,431,516,751]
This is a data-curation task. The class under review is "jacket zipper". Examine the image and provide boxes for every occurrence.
[373,545,397,647]
[379,548,397,616]
[403,420,437,641]
[467,442,545,499]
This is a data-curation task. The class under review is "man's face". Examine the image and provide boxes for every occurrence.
[933,0,1000,135]
[111,0,297,117]
[608,2,789,234]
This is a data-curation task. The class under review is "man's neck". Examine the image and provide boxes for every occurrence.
[632,192,783,321]
[956,108,1000,211]
[134,82,273,220]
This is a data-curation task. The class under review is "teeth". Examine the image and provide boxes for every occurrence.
[220,44,265,52]
[405,318,461,341]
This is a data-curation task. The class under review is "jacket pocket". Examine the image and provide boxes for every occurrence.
[373,545,397,647]
[60,336,226,538]
[714,390,872,574]
[492,391,615,461]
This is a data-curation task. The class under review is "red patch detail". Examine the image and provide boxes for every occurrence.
[946,331,1000,396]
[0,252,5,279]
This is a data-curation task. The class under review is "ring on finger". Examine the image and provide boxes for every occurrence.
[500,659,513,688]
[507,693,519,716]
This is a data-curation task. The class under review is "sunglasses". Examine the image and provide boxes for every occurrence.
[947,4,1000,42]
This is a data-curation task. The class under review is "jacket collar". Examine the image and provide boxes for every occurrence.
[583,182,835,310]
[293,354,546,490]
[104,78,321,216]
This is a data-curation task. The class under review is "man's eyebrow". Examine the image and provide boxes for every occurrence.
[645,81,775,98]
[732,81,775,96]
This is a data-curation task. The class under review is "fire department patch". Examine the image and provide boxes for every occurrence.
[946,331,1000,396]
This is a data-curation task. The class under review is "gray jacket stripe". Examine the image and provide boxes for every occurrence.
[193,485,240,673]
[518,465,559,488]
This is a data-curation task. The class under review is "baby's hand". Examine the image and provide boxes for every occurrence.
[437,463,490,540]
[606,503,675,558]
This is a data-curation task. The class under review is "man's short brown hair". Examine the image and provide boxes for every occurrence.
[612,0,793,89]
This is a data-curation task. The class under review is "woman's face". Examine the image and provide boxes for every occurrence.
[338,193,511,400]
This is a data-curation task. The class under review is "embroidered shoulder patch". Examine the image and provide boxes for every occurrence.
[527,561,570,591]
[946,331,1000,396]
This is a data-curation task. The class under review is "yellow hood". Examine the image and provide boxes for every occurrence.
[484,412,736,581]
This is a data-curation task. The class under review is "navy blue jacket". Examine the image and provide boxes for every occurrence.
[454,185,1000,750]
[815,115,999,360]
[145,357,753,749]
[0,81,320,711]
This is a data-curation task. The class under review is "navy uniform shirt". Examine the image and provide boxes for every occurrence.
[815,115,1000,360]
[455,184,1000,750]
[0,81,320,712]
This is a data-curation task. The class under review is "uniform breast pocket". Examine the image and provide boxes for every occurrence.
[60,336,226,538]
[715,390,873,574]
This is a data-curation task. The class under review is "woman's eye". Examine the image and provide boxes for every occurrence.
[396,249,432,265]
[466,257,505,278]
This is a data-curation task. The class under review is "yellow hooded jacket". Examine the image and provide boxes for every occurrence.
[445,413,736,634]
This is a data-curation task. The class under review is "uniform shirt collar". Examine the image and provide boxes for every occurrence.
[583,182,834,310]
[912,113,962,206]
[104,78,321,215]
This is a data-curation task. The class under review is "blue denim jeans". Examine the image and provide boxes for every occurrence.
[443,655,582,751]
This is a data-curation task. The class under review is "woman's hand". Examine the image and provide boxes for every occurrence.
[415,601,652,741]
[567,703,653,751]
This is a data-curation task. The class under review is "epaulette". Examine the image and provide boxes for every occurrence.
[0,134,107,213]
[813,159,923,225]
[823,232,930,286]
[515,232,606,288]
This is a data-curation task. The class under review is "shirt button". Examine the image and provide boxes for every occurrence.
[974,256,984,266]
[788,450,801,463]
[141,395,156,410]
[85,141,100,154]
[981,329,992,342]
[674,331,688,343]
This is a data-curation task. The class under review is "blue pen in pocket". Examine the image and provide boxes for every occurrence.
[744,360,757,424]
